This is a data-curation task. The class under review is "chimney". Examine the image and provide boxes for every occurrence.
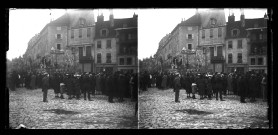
[109,9,114,27]
[240,9,245,27]
[97,12,104,23]
[228,9,235,23]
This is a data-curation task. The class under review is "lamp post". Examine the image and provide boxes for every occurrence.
[181,47,196,71]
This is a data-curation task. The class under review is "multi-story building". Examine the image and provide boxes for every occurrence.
[225,10,267,74]
[246,14,268,73]
[155,12,201,71]
[199,9,226,73]
[24,14,70,68]
[67,10,95,73]
[24,10,95,73]
[94,12,138,73]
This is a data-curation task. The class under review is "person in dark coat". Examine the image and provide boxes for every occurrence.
[83,73,92,101]
[215,73,224,101]
[196,74,206,100]
[90,73,96,98]
[106,74,114,103]
[42,73,49,102]
[239,74,247,103]
[73,74,81,100]
[174,73,181,103]
[65,74,74,99]
[206,75,213,100]
[232,74,238,96]
[249,74,257,102]
[184,74,192,98]
[118,74,125,102]
[53,73,61,98]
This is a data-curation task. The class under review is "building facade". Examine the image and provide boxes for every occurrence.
[199,9,226,73]
[94,12,138,73]
[67,10,95,73]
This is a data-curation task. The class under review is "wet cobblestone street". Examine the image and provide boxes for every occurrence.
[9,88,138,129]
[139,88,269,129]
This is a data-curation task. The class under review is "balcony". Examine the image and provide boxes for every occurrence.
[79,56,93,63]
[211,56,225,63]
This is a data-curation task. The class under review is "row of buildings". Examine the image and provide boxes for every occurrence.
[154,9,268,74]
[24,10,138,74]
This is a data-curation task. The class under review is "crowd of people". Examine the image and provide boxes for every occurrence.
[139,70,268,103]
[7,70,138,104]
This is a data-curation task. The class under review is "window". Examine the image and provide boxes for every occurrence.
[232,29,239,37]
[57,34,61,39]
[79,29,82,38]
[228,41,233,49]
[210,29,213,38]
[97,53,101,63]
[57,44,61,50]
[57,27,61,30]
[238,40,242,49]
[71,30,74,39]
[188,34,192,39]
[101,29,108,37]
[237,53,242,63]
[87,28,91,37]
[210,18,217,26]
[218,28,222,37]
[97,41,101,49]
[127,57,132,65]
[251,58,255,65]
[123,24,127,28]
[106,53,111,63]
[106,40,111,48]
[119,58,124,65]
[86,46,91,57]
[254,23,258,28]
[78,47,83,58]
[188,44,192,50]
[202,30,205,39]
[258,57,263,65]
[188,27,192,30]
[228,54,232,63]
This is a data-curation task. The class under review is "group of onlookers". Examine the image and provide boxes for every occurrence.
[139,70,268,103]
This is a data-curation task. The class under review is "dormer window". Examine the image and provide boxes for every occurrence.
[210,18,217,27]
[79,18,86,26]
[100,29,109,37]
[231,29,240,37]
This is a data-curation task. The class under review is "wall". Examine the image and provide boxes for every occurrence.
[225,38,249,64]
[94,38,117,64]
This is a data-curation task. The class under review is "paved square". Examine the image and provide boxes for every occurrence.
[9,88,138,129]
[139,88,269,129]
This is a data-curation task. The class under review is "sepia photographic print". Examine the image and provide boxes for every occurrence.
[6,8,273,129]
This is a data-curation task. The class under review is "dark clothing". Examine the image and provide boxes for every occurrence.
[42,76,49,102]
[73,77,81,99]
[53,75,61,94]
[215,76,223,100]
[174,76,181,102]
[196,78,206,96]
[83,75,91,100]
[239,77,247,102]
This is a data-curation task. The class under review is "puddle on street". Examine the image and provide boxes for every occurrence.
[176,109,213,115]
[43,109,80,115]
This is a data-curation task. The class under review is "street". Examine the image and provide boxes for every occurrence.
[139,88,269,129]
[9,88,138,129]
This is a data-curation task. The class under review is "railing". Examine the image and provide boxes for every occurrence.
[211,56,225,63]
[79,56,92,62]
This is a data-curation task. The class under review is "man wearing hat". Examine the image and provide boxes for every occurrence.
[42,72,49,102]
[173,72,181,103]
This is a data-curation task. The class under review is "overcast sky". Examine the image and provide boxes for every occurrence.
[8,8,267,61]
